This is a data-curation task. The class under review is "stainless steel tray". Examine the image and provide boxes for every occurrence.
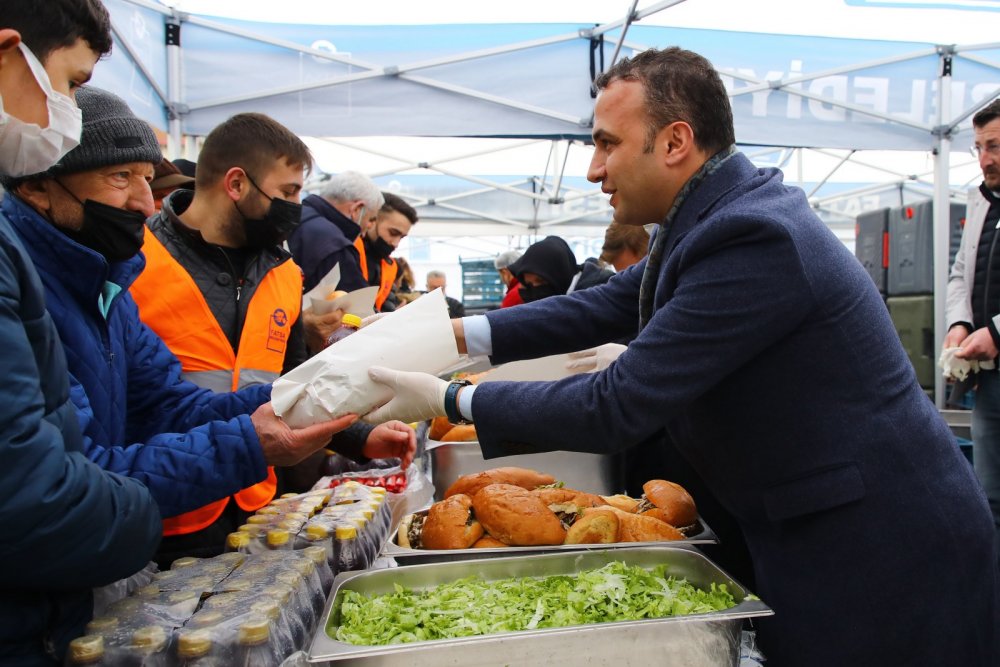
[308,545,771,666]
[382,508,717,564]
[426,440,622,500]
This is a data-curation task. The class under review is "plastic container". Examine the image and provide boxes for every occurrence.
[325,313,362,347]
[66,635,109,665]
[236,615,281,666]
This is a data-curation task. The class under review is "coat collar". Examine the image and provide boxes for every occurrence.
[0,192,145,304]
[303,194,360,241]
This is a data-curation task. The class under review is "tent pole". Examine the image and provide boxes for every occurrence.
[933,46,954,409]
[166,14,183,158]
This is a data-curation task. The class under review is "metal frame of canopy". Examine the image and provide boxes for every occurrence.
[103,0,1000,405]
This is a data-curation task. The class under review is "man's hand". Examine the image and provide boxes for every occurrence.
[565,343,627,374]
[943,324,970,352]
[362,421,417,470]
[955,327,999,361]
[364,367,450,424]
[302,307,344,354]
[251,402,357,466]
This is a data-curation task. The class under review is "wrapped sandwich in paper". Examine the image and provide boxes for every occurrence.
[272,289,460,428]
[301,263,380,317]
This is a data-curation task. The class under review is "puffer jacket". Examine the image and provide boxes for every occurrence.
[1,193,270,520]
[0,199,161,666]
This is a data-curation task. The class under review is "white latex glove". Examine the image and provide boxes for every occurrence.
[565,343,628,374]
[364,366,450,424]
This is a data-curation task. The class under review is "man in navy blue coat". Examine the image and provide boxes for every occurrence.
[366,47,1000,665]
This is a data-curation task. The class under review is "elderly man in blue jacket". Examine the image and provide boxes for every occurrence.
[0,85,421,553]
[364,47,1000,666]
[0,2,161,665]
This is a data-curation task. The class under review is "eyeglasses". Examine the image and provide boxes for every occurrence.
[971,143,1000,158]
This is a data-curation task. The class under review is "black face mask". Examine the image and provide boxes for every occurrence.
[370,236,395,261]
[519,282,561,303]
[57,189,146,263]
[234,172,302,250]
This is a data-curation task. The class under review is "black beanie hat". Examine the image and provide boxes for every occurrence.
[22,86,161,181]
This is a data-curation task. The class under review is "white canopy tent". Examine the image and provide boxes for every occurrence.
[95,0,1000,403]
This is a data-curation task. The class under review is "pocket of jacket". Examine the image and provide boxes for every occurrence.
[762,462,866,522]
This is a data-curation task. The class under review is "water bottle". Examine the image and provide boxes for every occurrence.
[236,615,281,666]
[302,545,334,594]
[334,524,361,574]
[66,635,110,666]
[175,629,224,666]
[261,584,307,650]
[325,313,362,347]
[248,599,294,662]
[122,625,170,667]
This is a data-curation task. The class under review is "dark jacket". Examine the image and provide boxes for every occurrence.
[2,193,271,520]
[0,199,160,666]
[288,194,368,293]
[471,153,1000,666]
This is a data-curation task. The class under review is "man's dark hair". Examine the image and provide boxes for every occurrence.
[7,0,112,63]
[600,221,649,264]
[594,47,735,155]
[380,192,418,225]
[972,99,1000,129]
[196,113,312,187]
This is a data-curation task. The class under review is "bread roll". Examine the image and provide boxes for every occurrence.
[534,487,605,511]
[421,494,484,549]
[584,505,684,542]
[471,535,509,549]
[440,424,477,442]
[428,416,454,441]
[472,483,565,546]
[325,289,349,301]
[564,509,619,544]
[642,479,698,528]
[600,494,641,513]
[445,467,556,498]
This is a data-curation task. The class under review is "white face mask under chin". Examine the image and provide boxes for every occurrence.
[0,43,83,178]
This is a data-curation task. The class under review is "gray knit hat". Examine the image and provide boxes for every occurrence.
[33,86,161,179]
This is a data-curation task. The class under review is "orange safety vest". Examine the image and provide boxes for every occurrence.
[354,236,398,311]
[131,230,302,536]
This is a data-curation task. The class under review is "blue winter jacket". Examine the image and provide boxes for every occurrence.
[1,194,270,520]
[0,198,160,666]
[287,194,368,293]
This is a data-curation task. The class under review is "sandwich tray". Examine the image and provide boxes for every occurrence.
[308,545,771,666]
[382,508,717,564]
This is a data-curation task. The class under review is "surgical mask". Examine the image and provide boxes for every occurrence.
[519,282,561,303]
[370,236,395,260]
[354,205,367,228]
[66,200,147,263]
[235,172,302,249]
[0,43,83,177]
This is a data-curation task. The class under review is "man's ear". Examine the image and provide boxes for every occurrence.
[14,179,53,217]
[662,121,696,167]
[222,167,247,201]
[0,29,21,56]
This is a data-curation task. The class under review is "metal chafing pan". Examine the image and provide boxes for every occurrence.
[382,508,717,564]
[308,545,771,666]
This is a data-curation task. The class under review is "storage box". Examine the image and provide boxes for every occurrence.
[887,294,935,388]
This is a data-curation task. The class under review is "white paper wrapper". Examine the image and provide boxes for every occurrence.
[272,289,460,428]
[479,353,575,383]
[302,264,380,317]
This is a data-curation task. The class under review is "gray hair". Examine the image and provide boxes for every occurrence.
[494,250,522,270]
[426,270,447,281]
[319,171,384,210]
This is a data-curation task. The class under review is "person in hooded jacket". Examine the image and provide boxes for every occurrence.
[508,236,613,303]
[0,4,161,664]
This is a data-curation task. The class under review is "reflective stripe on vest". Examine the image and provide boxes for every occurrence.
[354,236,398,311]
[131,229,302,535]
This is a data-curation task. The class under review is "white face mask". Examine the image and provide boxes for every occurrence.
[0,43,83,178]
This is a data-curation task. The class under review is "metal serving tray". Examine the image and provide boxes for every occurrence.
[308,545,771,666]
[427,440,622,500]
[382,509,717,564]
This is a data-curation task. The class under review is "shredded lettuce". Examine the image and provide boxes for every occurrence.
[332,561,736,645]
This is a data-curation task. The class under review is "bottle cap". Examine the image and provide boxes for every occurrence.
[247,514,273,525]
[305,524,330,540]
[171,556,200,570]
[68,635,104,663]
[177,629,213,658]
[256,506,281,515]
[292,557,316,577]
[85,616,118,635]
[280,492,301,499]
[267,528,290,546]
[189,610,225,628]
[131,625,167,651]
[303,545,328,566]
[226,531,247,550]
[342,313,363,328]
[238,615,271,645]
[250,599,281,621]
[335,524,358,540]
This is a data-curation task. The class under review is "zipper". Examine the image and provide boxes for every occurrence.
[983,217,1000,329]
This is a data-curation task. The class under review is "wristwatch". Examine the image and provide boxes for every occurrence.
[444,379,473,425]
